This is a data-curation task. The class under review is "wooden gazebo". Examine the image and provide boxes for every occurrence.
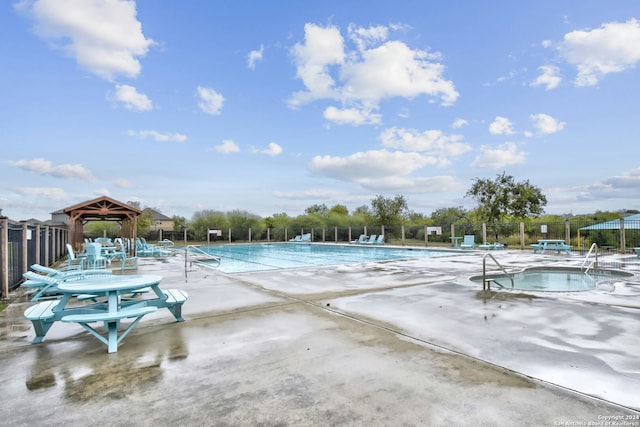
[64,196,142,253]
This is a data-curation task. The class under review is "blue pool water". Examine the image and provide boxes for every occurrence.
[471,267,631,292]
[194,243,452,273]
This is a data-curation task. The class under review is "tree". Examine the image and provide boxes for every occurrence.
[430,207,468,226]
[172,215,188,231]
[465,172,547,223]
[305,204,329,216]
[370,194,409,225]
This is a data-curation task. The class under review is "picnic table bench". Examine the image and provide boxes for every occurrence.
[23,274,189,353]
[531,239,571,255]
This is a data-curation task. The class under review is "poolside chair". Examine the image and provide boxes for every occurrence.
[351,234,366,244]
[136,237,172,256]
[22,268,112,301]
[109,242,139,271]
[460,235,476,249]
[289,235,302,242]
[66,243,87,269]
[85,242,108,269]
[300,233,312,242]
[372,235,385,245]
[363,235,377,244]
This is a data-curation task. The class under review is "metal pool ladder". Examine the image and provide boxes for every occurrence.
[482,252,514,290]
[185,245,221,267]
[581,243,599,274]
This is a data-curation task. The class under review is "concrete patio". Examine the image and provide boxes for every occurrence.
[1,248,639,426]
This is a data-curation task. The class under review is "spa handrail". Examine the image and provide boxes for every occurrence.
[581,243,598,274]
[482,252,514,290]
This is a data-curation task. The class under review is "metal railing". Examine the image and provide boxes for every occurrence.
[482,252,514,290]
[581,243,599,274]
[184,245,221,267]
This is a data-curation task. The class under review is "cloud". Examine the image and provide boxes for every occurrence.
[529,113,565,135]
[214,140,240,153]
[249,142,283,156]
[261,142,282,156]
[309,149,440,182]
[128,130,187,143]
[558,18,640,86]
[470,142,527,169]
[289,23,458,125]
[17,0,154,81]
[380,127,471,157]
[12,186,68,199]
[530,65,562,90]
[603,167,640,189]
[323,106,381,125]
[197,86,225,115]
[247,44,264,69]
[452,118,468,129]
[113,84,153,111]
[6,157,96,181]
[488,116,515,135]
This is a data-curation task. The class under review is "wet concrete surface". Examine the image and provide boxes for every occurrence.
[1,248,639,426]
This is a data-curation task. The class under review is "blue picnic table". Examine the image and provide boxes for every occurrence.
[24,274,188,353]
[531,239,571,254]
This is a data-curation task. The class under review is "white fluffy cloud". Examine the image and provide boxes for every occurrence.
[261,142,282,156]
[323,106,381,125]
[470,142,526,169]
[247,44,264,69]
[558,18,640,87]
[309,149,440,182]
[128,130,187,143]
[452,118,468,129]
[214,140,240,154]
[489,116,515,135]
[529,113,565,135]
[531,65,562,90]
[197,86,225,115]
[18,0,154,81]
[289,23,458,125]
[6,157,96,181]
[380,127,471,157]
[113,84,153,111]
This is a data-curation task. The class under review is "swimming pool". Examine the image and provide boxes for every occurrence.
[470,267,632,292]
[193,243,453,273]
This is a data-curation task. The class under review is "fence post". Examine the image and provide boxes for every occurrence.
[334,226,338,243]
[34,224,41,266]
[44,226,50,266]
[520,222,525,249]
[1,217,8,298]
[401,225,405,245]
[482,223,487,244]
[620,218,626,252]
[424,225,428,246]
[228,228,232,243]
[21,221,28,274]
[565,220,571,247]
[249,228,252,243]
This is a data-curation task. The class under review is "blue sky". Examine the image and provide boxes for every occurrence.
[2,1,639,222]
